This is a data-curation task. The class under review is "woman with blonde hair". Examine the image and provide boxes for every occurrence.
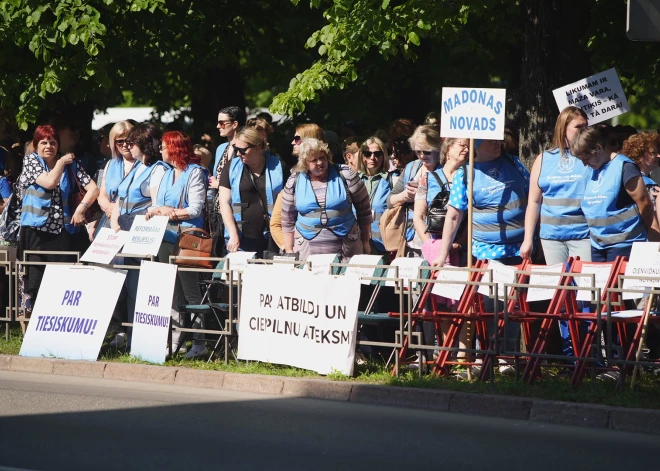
[219,127,285,258]
[291,123,324,157]
[281,138,371,260]
[358,137,390,255]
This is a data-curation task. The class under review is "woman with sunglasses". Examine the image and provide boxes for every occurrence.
[358,137,390,256]
[219,127,286,257]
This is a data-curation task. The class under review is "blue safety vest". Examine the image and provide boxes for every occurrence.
[362,173,390,252]
[581,154,647,250]
[295,165,355,240]
[157,164,207,243]
[20,153,76,234]
[117,161,168,215]
[104,158,138,202]
[401,160,422,241]
[472,155,527,244]
[224,153,284,240]
[538,149,590,240]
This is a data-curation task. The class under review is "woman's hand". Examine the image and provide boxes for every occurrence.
[362,240,371,255]
[227,234,240,252]
[519,239,533,260]
[86,221,97,242]
[209,176,220,190]
[72,207,87,226]
[449,242,462,254]
[104,202,116,218]
[431,255,446,267]
[59,153,75,166]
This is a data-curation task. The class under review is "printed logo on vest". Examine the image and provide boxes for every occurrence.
[486,168,502,182]
[592,172,604,192]
[557,156,575,174]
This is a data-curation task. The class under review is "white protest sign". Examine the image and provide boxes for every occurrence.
[344,254,384,285]
[385,257,425,288]
[440,87,507,140]
[121,215,168,256]
[306,254,339,275]
[19,265,126,360]
[552,68,630,125]
[526,263,564,302]
[80,228,129,264]
[478,260,518,298]
[129,261,177,364]
[221,251,257,281]
[622,242,660,300]
[575,263,614,301]
[237,265,361,375]
[431,266,469,301]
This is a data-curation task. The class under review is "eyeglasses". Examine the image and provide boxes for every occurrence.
[217,120,235,128]
[362,150,384,159]
[115,139,127,147]
[415,150,435,156]
[158,143,164,151]
[293,135,302,144]
[125,141,135,148]
[454,142,469,149]
[233,144,254,155]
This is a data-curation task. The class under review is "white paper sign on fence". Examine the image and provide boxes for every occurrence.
[220,251,257,281]
[477,260,517,298]
[576,263,614,301]
[130,261,177,364]
[622,242,660,300]
[121,215,168,256]
[526,263,564,302]
[19,265,126,360]
[431,266,469,301]
[81,228,129,264]
[440,87,507,140]
[552,68,630,125]
[237,265,361,375]
[385,257,425,288]
[306,254,339,275]
[344,254,384,285]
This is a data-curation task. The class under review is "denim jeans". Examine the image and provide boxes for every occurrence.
[591,245,632,262]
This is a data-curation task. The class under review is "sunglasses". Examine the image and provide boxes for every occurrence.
[362,150,384,159]
[125,141,135,148]
[217,120,235,128]
[233,144,254,155]
[115,139,128,147]
[415,150,435,156]
[293,135,302,143]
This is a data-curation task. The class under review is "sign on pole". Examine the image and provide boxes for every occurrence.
[80,228,129,264]
[552,68,630,125]
[19,265,126,360]
[121,215,168,256]
[130,261,178,364]
[237,264,361,375]
[440,87,507,140]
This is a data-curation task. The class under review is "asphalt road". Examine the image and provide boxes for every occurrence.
[0,371,658,471]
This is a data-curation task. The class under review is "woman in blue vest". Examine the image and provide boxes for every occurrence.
[281,138,372,261]
[570,127,660,261]
[146,131,208,358]
[17,125,98,313]
[521,106,591,264]
[219,127,285,258]
[358,137,390,258]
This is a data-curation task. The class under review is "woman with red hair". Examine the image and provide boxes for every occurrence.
[146,131,208,358]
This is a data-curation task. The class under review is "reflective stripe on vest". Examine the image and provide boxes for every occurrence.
[295,165,355,240]
[157,164,206,243]
[117,160,170,215]
[538,149,590,240]
[471,155,527,244]
[581,154,647,250]
[224,153,284,240]
[105,158,136,202]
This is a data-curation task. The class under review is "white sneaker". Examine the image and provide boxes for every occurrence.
[355,352,368,365]
[456,365,481,380]
[498,364,515,376]
[109,332,127,349]
[184,346,208,359]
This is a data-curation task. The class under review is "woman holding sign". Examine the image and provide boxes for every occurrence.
[358,137,391,257]
[520,106,591,264]
[147,131,208,358]
[570,127,660,261]
[17,125,98,314]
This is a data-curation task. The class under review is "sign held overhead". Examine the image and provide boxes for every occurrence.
[440,87,507,140]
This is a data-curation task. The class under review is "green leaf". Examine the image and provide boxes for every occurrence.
[68,32,79,45]
[318,44,327,55]
[381,0,390,9]
[408,31,420,46]
[57,19,69,32]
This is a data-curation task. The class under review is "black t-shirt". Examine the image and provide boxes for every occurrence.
[617,161,642,209]
[219,158,288,240]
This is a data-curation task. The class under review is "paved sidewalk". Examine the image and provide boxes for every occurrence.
[2,354,659,435]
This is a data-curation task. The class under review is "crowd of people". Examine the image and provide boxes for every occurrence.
[1,105,659,369]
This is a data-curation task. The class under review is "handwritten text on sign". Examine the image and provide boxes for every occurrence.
[80,228,128,264]
[121,215,168,256]
[526,263,564,302]
[238,265,360,375]
[552,68,630,125]
[440,87,506,140]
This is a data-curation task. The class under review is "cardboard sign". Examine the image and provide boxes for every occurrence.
[221,251,257,281]
[306,254,339,275]
[440,87,507,140]
[575,263,614,301]
[478,260,517,298]
[81,228,129,264]
[19,265,126,360]
[344,255,384,285]
[431,266,469,301]
[552,68,630,125]
[385,257,425,288]
[121,215,168,256]
[622,242,660,300]
[129,261,177,364]
[526,263,564,302]
[237,265,361,375]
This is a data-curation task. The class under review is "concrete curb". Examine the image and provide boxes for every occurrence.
[3,354,660,435]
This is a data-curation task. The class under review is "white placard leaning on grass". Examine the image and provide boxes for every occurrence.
[622,242,660,300]
[344,254,384,285]
[121,215,168,256]
[440,87,506,140]
[237,265,361,375]
[477,260,518,299]
[130,261,177,364]
[80,228,129,264]
[385,257,425,288]
[431,266,470,301]
[220,251,257,281]
[306,254,339,275]
[552,68,630,125]
[19,265,126,360]
[526,263,564,302]
[575,263,613,302]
